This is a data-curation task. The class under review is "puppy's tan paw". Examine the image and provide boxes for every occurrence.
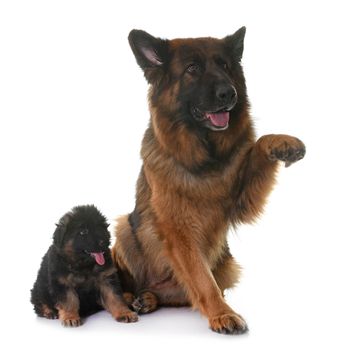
[61,317,82,327]
[41,304,58,319]
[115,310,139,323]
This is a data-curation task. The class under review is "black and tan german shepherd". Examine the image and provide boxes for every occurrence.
[31,205,138,326]
[112,27,305,334]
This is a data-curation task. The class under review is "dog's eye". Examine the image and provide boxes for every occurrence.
[186,64,200,74]
[79,229,88,236]
[219,61,228,70]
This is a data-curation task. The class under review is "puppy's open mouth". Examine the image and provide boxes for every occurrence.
[191,107,232,131]
[84,251,105,265]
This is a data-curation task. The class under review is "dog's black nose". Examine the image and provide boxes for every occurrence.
[215,84,237,105]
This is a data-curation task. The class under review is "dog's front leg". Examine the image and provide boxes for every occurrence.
[54,286,81,327]
[99,272,138,323]
[233,134,306,224]
[160,229,248,334]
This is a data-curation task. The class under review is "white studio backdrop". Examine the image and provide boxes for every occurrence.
[0,1,349,349]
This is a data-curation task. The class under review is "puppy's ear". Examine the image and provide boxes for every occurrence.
[53,213,72,249]
[223,26,246,61]
[128,29,169,84]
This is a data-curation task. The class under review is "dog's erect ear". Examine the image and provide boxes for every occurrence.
[223,26,246,61]
[128,29,168,83]
[53,213,72,249]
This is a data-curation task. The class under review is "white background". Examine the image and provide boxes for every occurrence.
[1,0,349,349]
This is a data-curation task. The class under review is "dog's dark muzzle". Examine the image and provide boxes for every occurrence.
[215,83,237,109]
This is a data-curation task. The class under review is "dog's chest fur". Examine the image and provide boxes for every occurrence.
[56,255,115,289]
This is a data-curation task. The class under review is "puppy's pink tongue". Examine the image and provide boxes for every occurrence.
[90,252,105,266]
[205,111,230,127]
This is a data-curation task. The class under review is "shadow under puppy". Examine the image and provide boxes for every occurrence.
[31,205,138,326]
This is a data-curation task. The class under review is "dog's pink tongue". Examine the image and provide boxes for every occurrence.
[90,252,105,266]
[206,111,230,127]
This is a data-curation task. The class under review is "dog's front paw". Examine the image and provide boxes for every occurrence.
[132,291,158,314]
[58,308,82,327]
[115,310,138,323]
[61,317,82,327]
[209,312,248,335]
[258,134,306,167]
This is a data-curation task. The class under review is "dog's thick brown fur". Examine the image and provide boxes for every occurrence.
[112,28,305,334]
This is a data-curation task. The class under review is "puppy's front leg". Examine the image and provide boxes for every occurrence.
[55,287,81,327]
[99,272,138,323]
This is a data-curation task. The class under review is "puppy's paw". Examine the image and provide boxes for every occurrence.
[115,310,138,323]
[209,312,248,335]
[58,308,81,327]
[61,317,82,327]
[44,310,58,320]
[38,304,58,319]
[132,291,158,314]
[258,134,306,167]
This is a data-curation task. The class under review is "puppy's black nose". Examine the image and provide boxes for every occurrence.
[215,84,237,105]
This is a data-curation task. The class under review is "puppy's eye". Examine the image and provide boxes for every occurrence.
[219,61,228,70]
[79,229,88,236]
[186,64,200,74]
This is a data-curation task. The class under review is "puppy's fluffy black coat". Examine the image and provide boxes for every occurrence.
[30,205,138,326]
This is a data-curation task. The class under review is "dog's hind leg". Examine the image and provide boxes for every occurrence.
[33,303,58,319]
[122,292,136,307]
[31,279,58,319]
[131,291,158,314]
[212,253,241,295]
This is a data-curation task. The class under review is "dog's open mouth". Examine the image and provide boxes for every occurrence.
[191,107,231,131]
[205,111,230,128]
[84,251,105,265]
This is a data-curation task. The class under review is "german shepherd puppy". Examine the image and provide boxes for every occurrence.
[31,205,138,326]
[112,27,305,334]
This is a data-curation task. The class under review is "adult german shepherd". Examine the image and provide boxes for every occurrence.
[112,27,305,334]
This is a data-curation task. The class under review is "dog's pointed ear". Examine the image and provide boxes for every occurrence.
[128,29,168,83]
[224,26,246,61]
[53,213,72,249]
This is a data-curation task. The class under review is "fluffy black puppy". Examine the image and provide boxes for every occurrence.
[30,205,138,327]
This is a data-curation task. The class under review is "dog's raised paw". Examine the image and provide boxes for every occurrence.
[209,313,248,335]
[270,141,306,167]
[259,134,306,167]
